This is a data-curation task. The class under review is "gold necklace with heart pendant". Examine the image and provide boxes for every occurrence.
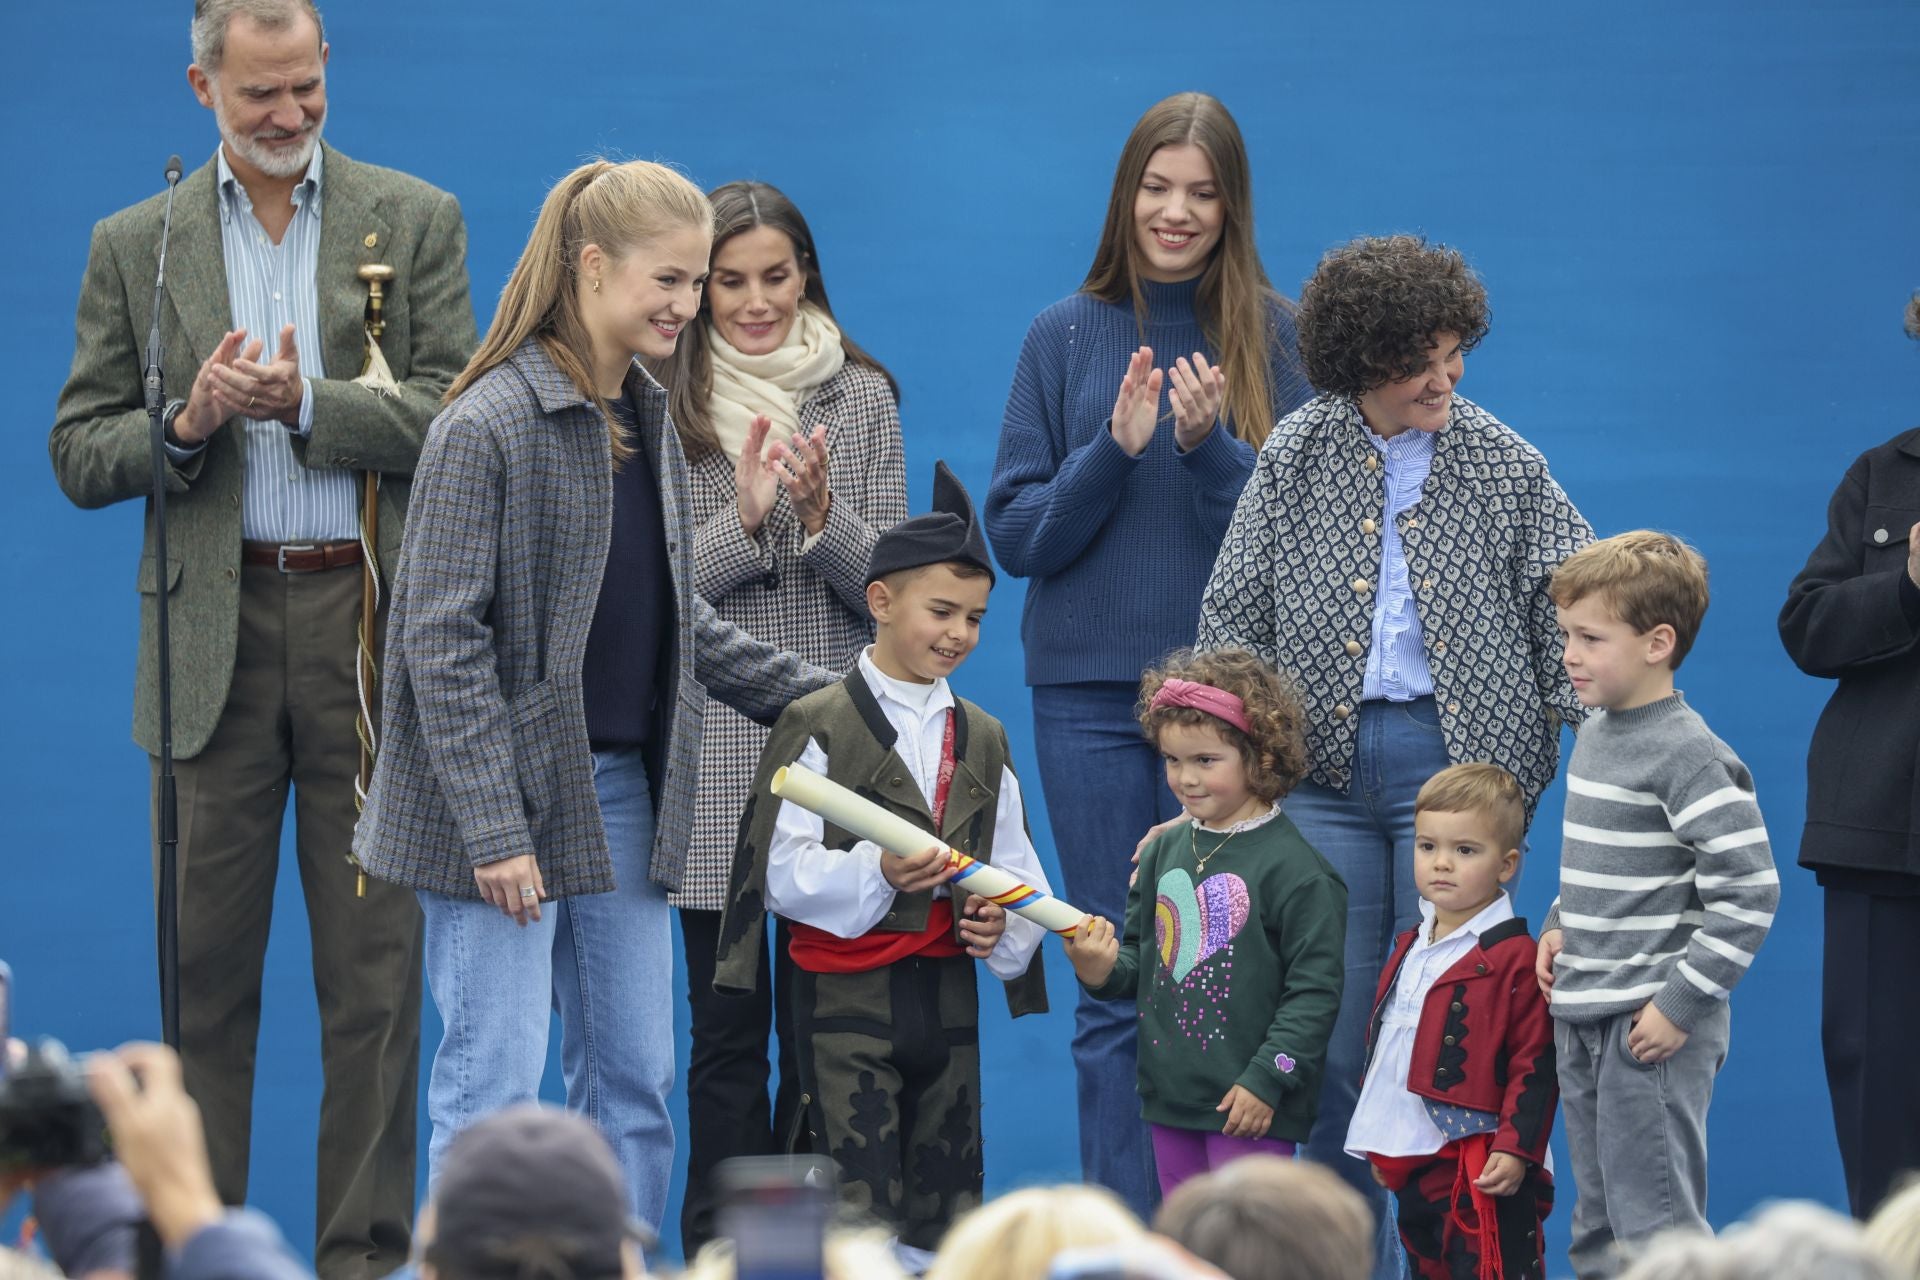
[1190,822,1243,875]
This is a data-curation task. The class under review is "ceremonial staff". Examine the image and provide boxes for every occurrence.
[349,262,397,896]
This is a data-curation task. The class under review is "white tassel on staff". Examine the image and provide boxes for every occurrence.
[772,762,1088,936]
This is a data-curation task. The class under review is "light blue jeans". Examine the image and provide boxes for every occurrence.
[419,748,675,1232]
[1284,696,1452,1280]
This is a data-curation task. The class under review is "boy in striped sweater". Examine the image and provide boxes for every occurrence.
[1535,531,1779,1280]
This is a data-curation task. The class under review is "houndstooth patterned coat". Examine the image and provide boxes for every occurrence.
[1197,393,1592,816]
[354,340,835,900]
[671,363,907,911]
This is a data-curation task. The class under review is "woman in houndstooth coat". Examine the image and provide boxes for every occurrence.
[655,180,908,1253]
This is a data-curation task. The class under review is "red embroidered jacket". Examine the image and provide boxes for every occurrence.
[1364,916,1558,1165]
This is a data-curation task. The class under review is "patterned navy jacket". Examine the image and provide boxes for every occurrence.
[1364,918,1558,1166]
[354,340,835,900]
[1198,393,1592,817]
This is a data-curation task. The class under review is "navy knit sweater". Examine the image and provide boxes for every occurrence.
[985,278,1311,686]
[582,393,672,748]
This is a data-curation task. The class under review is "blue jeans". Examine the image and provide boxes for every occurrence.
[419,748,675,1232]
[1031,682,1179,1220]
[1285,696,1452,1280]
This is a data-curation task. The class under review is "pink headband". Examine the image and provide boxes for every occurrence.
[1150,678,1252,736]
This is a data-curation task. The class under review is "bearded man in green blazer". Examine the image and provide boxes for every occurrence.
[47,3,476,1275]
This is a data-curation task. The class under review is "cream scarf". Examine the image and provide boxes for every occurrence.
[708,302,847,463]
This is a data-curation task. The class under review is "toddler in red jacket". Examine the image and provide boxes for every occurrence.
[1345,764,1558,1280]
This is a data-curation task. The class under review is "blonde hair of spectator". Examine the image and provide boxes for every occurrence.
[924,1184,1146,1280]
[1867,1178,1920,1278]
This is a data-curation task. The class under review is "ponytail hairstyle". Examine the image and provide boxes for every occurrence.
[447,159,714,465]
[1082,92,1292,450]
[659,179,897,459]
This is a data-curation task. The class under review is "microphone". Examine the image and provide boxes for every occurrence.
[145,151,187,1052]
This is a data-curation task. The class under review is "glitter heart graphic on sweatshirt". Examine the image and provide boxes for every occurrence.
[1154,867,1251,984]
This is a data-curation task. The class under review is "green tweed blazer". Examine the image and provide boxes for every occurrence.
[48,143,477,758]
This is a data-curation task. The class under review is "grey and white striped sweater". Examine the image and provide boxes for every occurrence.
[1542,695,1779,1031]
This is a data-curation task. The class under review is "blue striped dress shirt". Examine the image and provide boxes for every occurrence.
[1362,424,1437,701]
[214,147,359,542]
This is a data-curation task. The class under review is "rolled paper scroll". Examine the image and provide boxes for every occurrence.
[771,762,1088,936]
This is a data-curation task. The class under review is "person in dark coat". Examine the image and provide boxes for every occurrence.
[1777,290,1920,1219]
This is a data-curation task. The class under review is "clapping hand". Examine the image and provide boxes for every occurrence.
[1168,353,1225,450]
[736,414,780,538]
[215,323,303,427]
[1109,346,1163,457]
[767,424,832,536]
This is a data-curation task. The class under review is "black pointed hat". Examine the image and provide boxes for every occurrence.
[865,460,997,586]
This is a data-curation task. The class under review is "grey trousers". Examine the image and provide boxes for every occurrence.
[1555,1001,1731,1279]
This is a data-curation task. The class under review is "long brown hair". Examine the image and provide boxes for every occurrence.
[1083,92,1290,450]
[446,159,713,464]
[657,180,897,458]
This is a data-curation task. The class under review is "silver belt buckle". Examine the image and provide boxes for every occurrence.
[277,543,318,573]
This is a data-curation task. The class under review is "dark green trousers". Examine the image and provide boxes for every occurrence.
[153,561,421,1280]
[792,953,982,1251]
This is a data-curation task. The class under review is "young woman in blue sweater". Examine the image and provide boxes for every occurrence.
[984,91,1312,1215]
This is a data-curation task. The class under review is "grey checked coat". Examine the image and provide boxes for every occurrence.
[354,340,835,899]
[673,363,907,911]
[1198,393,1592,815]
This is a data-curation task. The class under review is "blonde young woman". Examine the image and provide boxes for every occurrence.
[353,160,832,1236]
[983,91,1312,1215]
[655,180,907,1253]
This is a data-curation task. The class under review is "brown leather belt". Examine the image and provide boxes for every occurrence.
[242,540,364,573]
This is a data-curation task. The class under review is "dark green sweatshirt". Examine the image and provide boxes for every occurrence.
[1086,808,1347,1140]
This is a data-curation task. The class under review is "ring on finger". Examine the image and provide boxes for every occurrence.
[518,885,537,900]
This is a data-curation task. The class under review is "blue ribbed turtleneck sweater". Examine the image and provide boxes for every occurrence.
[985,277,1312,686]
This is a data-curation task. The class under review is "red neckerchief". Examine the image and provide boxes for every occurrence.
[929,706,958,829]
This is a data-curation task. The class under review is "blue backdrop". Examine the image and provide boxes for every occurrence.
[4,1,1918,1271]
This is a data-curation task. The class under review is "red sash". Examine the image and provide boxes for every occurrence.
[1370,1134,1505,1280]
[789,709,966,974]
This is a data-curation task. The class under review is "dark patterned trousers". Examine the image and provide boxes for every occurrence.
[1389,1152,1553,1280]
[792,954,981,1251]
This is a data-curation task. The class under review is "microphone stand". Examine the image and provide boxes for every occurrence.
[145,155,184,1052]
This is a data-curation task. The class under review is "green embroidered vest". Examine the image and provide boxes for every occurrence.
[715,673,1048,1017]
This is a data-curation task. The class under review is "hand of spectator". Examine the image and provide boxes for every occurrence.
[1474,1151,1526,1196]
[957,895,1006,959]
[1109,346,1163,457]
[736,414,780,538]
[1215,1085,1274,1139]
[1168,353,1225,451]
[85,1043,223,1249]
[474,853,545,926]
[1628,1001,1689,1064]
[882,844,955,894]
[1535,928,1563,998]
[1064,915,1119,987]
[767,425,832,537]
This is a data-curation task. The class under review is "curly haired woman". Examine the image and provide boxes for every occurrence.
[1197,234,1591,1269]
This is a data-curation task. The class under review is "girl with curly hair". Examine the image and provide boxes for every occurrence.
[984,90,1313,1216]
[1064,648,1347,1199]
[1197,234,1591,1269]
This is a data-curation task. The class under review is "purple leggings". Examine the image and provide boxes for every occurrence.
[1149,1123,1298,1197]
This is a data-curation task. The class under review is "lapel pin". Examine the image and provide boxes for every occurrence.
[364,232,378,249]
